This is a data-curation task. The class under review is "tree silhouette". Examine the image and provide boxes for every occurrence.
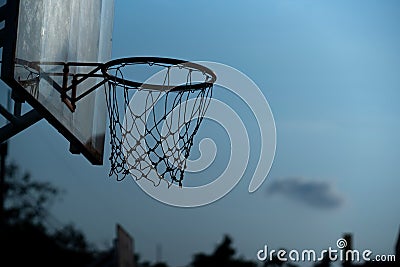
[3,162,60,225]
[52,223,91,252]
[191,235,256,267]
[134,252,170,267]
[1,162,95,267]
[313,253,331,267]
[263,250,285,267]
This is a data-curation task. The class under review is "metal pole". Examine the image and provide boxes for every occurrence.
[0,141,7,225]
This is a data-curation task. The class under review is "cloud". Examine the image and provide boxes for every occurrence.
[266,177,344,209]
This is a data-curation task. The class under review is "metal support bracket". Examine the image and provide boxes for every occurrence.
[0,106,43,143]
[0,90,43,143]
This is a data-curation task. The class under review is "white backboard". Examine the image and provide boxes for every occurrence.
[13,0,114,164]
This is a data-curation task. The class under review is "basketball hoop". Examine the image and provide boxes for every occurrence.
[103,57,216,187]
[13,57,216,187]
[1,1,218,188]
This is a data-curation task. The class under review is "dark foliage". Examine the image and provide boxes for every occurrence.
[1,162,95,267]
[191,235,257,267]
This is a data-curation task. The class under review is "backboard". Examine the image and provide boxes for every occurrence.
[116,224,135,267]
[0,0,114,164]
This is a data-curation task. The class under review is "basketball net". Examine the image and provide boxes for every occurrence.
[105,62,213,187]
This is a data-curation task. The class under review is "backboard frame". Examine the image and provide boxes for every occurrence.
[0,0,113,165]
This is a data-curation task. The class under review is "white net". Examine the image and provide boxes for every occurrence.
[105,60,214,187]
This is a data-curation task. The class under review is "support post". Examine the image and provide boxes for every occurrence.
[0,142,7,226]
[0,4,6,47]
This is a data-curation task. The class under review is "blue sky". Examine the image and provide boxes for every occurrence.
[2,0,400,266]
